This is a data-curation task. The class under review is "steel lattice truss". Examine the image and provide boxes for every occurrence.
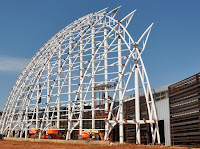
[0,7,160,144]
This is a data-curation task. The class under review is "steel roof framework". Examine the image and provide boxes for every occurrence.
[0,7,160,144]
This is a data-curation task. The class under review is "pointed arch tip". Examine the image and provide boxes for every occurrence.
[144,23,154,33]
[107,6,121,16]
[121,9,137,22]
[137,23,154,44]
[150,22,154,28]
[110,5,122,12]
[96,7,108,14]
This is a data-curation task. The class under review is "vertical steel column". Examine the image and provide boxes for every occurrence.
[135,51,141,144]
[118,33,124,143]
[20,126,23,138]
[15,130,19,137]
[146,87,155,144]
[67,35,72,140]
[79,33,83,135]
[25,127,28,138]
[104,17,109,113]
[57,47,61,129]
[0,111,7,133]
[24,93,30,138]
[47,55,50,125]
[36,84,39,129]
[0,99,9,134]
[92,27,95,130]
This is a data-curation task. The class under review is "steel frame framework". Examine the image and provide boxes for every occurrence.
[0,7,160,144]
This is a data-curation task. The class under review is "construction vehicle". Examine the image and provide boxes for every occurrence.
[47,130,63,139]
[78,131,90,140]
[78,130,104,141]
[29,129,39,138]
[28,127,63,139]
[99,132,104,141]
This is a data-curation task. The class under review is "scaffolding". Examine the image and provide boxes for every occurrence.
[0,7,160,144]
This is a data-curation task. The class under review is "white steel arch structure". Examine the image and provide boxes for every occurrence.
[0,7,160,144]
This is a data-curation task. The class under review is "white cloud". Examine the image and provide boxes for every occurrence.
[0,56,29,72]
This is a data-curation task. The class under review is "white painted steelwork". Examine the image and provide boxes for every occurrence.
[0,7,160,144]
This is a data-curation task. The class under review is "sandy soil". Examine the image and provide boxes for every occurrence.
[0,140,188,149]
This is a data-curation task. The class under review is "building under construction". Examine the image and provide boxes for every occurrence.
[0,6,200,147]
[0,7,160,145]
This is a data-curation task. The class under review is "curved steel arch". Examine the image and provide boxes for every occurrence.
[0,7,160,144]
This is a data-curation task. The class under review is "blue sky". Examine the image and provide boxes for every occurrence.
[0,0,200,110]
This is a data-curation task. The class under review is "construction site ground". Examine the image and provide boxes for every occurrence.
[0,139,190,149]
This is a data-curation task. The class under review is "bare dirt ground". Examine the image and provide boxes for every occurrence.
[0,140,188,149]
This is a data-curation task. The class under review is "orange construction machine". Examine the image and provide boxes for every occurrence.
[47,130,63,139]
[78,130,104,141]
[29,130,39,138]
[28,129,63,139]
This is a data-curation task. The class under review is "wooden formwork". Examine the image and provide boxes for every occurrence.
[169,73,200,146]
